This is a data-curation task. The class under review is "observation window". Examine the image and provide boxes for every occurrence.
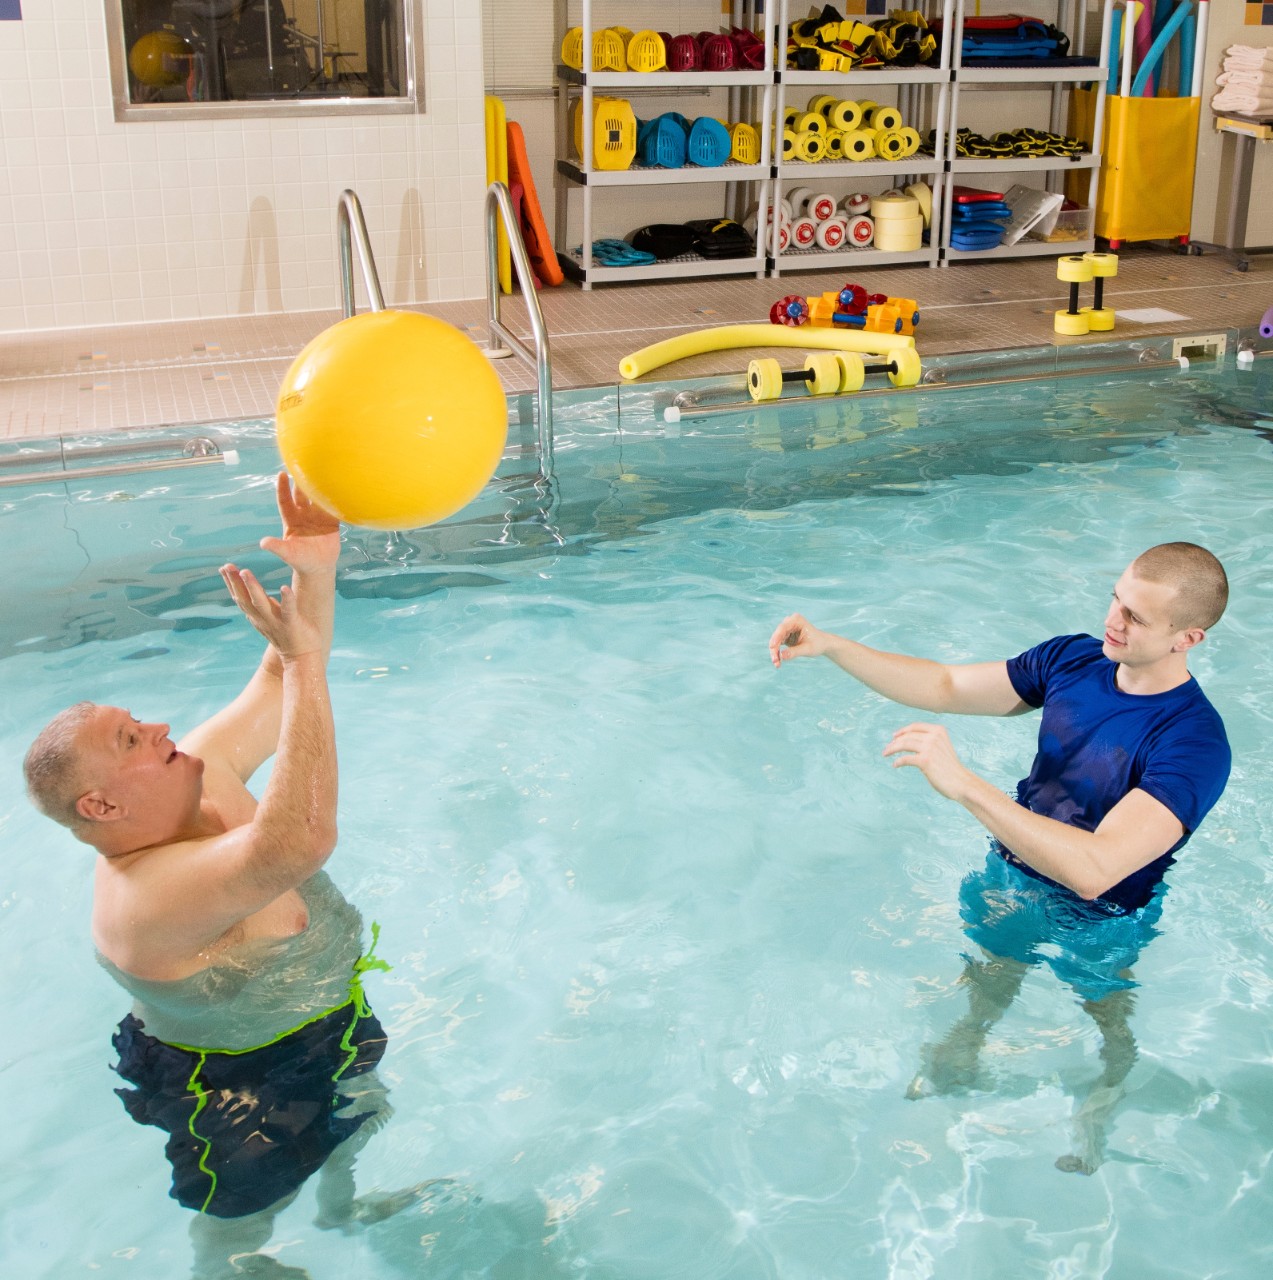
[107,1,419,119]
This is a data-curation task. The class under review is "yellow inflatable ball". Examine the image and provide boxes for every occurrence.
[129,30,193,88]
[276,310,508,531]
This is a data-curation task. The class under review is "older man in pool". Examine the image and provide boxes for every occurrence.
[22,475,411,1279]
[769,541,1231,1174]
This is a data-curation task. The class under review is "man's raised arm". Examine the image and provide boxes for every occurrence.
[181,473,340,780]
[768,612,1029,717]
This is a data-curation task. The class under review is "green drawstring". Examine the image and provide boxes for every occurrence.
[184,1052,218,1213]
[335,922,391,1084]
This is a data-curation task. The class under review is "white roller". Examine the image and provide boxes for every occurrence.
[791,216,818,249]
[844,192,872,215]
[815,215,848,249]
[785,188,811,216]
[846,214,874,247]
[807,192,838,222]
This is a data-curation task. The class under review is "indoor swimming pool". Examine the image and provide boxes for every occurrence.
[2,349,1271,1279]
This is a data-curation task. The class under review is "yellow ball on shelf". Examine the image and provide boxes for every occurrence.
[129,30,193,88]
[276,310,508,531]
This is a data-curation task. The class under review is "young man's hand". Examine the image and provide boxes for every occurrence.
[883,723,973,801]
[768,613,831,668]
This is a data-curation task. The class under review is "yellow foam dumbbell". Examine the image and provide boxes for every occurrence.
[1055,254,1095,336]
[1082,251,1119,331]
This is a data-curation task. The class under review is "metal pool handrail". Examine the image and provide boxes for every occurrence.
[337,189,385,319]
[485,181,554,474]
[0,436,236,488]
[664,351,1189,422]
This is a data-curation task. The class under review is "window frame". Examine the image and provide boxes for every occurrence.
[104,0,426,122]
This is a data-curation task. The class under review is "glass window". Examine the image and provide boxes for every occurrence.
[108,1,417,118]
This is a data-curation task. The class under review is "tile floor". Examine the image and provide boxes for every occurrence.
[1,246,1268,442]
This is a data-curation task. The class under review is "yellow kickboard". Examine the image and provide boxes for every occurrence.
[485,95,512,294]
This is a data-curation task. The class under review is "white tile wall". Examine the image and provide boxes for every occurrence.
[0,0,488,334]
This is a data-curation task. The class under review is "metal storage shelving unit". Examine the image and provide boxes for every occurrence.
[940,0,1114,263]
[552,1,776,288]
[770,0,953,275]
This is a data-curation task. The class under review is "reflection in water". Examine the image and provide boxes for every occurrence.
[100,873,419,1280]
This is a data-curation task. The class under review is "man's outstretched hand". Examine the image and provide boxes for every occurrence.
[768,613,830,668]
[219,564,323,660]
[260,471,340,575]
[883,723,973,801]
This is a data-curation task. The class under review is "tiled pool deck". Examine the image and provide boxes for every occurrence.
[1,246,1268,440]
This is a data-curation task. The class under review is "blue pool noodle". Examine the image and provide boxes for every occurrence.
[1261,306,1273,339]
[1177,7,1195,97]
[1131,0,1192,98]
[1150,0,1174,93]
[1107,7,1123,96]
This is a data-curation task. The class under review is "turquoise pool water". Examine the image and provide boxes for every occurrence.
[2,356,1271,1278]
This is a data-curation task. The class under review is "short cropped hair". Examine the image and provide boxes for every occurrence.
[23,702,98,829]
[1133,543,1228,630]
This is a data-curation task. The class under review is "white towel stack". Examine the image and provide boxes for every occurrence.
[1212,45,1273,118]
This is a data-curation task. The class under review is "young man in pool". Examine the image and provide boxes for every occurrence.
[768,541,1231,1174]
[23,475,412,1279]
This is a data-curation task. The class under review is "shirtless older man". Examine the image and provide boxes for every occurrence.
[769,541,1231,1172]
[24,474,397,1279]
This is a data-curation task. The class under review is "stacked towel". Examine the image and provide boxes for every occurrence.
[1212,45,1273,117]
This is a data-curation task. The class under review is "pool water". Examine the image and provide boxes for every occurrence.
[2,358,1272,1279]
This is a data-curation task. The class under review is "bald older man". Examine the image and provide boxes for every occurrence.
[24,475,405,1279]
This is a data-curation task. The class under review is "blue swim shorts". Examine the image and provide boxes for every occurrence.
[958,850,1165,1003]
[112,998,387,1219]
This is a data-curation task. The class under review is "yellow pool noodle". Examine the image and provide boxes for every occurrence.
[619,324,915,381]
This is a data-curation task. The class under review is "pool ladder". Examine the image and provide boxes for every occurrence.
[338,184,555,479]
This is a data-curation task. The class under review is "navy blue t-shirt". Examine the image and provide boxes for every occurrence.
[1003,633,1230,912]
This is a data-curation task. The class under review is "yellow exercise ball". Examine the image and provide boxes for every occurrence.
[129,30,193,88]
[276,310,508,531]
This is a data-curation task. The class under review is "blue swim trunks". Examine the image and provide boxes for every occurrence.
[112,998,387,1219]
[959,850,1165,1003]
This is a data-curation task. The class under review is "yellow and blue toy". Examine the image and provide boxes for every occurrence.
[276,311,507,531]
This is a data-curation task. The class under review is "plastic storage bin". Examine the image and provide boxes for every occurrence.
[1030,204,1094,243]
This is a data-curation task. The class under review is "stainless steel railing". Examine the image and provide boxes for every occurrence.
[337,189,385,318]
[0,436,237,487]
[485,181,554,474]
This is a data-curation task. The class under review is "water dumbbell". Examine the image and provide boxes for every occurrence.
[841,129,874,161]
[1055,254,1094,335]
[793,130,827,162]
[833,347,923,391]
[1083,252,1118,331]
[826,100,862,131]
[865,104,903,132]
[748,348,923,401]
[748,352,845,401]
